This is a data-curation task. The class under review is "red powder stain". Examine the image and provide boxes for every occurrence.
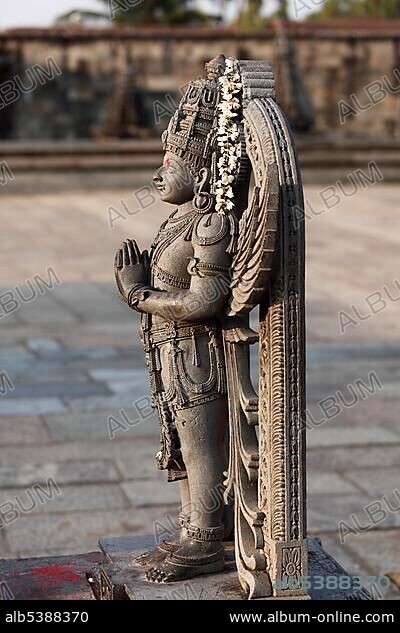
[29,564,80,588]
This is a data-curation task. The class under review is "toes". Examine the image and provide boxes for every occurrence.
[145,567,169,583]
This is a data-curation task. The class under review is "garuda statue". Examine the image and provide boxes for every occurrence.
[115,56,307,600]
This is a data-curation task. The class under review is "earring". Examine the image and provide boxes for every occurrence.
[193,181,215,214]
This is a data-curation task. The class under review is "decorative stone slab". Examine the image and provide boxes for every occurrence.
[0,552,103,600]
[89,535,372,601]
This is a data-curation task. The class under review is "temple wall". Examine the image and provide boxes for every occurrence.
[0,22,399,140]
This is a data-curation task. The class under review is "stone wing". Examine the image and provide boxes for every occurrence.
[227,96,281,316]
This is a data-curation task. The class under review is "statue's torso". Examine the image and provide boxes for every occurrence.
[140,208,227,415]
[150,208,195,328]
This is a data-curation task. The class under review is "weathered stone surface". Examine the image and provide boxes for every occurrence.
[0,552,103,600]
[88,368,142,382]
[0,346,35,365]
[94,535,372,600]
[0,460,119,488]
[44,410,156,441]
[307,425,399,448]
[0,483,128,514]
[0,382,111,399]
[19,294,80,325]
[312,532,370,578]
[116,450,164,481]
[0,416,51,445]
[64,388,151,412]
[308,493,400,532]
[307,472,359,495]
[35,345,119,361]
[26,338,62,354]
[0,530,11,557]
[343,530,400,600]
[0,398,66,416]
[315,531,400,600]
[344,467,400,497]
[0,437,156,467]
[3,508,176,558]
[344,529,400,571]
[308,445,400,472]
[122,479,180,508]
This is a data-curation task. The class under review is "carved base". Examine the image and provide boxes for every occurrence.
[88,535,372,601]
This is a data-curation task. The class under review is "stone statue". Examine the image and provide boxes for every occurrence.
[114,56,308,599]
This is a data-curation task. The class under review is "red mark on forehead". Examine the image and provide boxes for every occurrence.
[165,157,171,166]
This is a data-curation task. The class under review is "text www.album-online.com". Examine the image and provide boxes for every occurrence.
[229,612,395,623]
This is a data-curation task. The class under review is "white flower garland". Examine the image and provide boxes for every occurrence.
[215,58,242,215]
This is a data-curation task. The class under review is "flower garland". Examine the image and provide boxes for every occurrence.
[215,58,243,215]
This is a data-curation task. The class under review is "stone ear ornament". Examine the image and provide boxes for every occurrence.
[192,189,215,214]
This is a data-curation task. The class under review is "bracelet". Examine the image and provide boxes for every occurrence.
[127,284,151,308]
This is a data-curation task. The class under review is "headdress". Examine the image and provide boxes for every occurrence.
[162,54,226,173]
[162,55,244,215]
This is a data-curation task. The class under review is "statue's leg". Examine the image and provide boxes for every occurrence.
[176,399,227,528]
[146,398,228,582]
[133,479,191,567]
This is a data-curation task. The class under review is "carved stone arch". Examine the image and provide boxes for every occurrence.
[224,60,308,599]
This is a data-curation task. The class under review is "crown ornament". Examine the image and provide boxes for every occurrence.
[162,55,243,216]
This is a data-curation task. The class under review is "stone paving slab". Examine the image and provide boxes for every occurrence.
[63,391,151,413]
[0,460,119,488]
[0,416,51,445]
[26,338,62,354]
[0,398,66,416]
[0,438,157,468]
[344,467,400,497]
[308,493,400,533]
[0,483,129,515]
[17,294,81,326]
[308,445,400,471]
[315,532,400,600]
[307,425,400,448]
[3,507,178,558]
[306,472,361,495]
[0,382,111,399]
[43,410,159,442]
[121,479,180,508]
[0,552,102,600]
[343,529,400,583]
[12,367,91,384]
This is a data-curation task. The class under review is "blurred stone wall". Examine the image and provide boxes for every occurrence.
[0,21,399,140]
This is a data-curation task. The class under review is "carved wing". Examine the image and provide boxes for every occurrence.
[228,62,281,317]
[223,62,307,599]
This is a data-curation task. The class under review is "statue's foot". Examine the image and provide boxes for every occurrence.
[133,512,190,567]
[145,540,225,583]
[133,540,179,567]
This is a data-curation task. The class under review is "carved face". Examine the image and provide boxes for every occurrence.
[152,152,195,205]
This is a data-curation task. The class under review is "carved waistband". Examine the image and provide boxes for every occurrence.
[149,322,216,345]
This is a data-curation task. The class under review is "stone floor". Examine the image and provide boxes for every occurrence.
[0,181,400,598]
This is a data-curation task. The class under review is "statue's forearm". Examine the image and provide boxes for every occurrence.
[133,286,227,322]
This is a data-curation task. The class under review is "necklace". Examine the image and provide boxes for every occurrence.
[151,208,197,265]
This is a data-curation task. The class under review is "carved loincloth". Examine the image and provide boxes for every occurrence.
[140,316,226,482]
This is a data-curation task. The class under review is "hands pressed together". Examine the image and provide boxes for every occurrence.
[114,238,150,304]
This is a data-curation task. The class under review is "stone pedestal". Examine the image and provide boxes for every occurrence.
[89,535,372,601]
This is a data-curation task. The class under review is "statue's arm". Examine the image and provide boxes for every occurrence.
[134,236,231,322]
[115,214,233,321]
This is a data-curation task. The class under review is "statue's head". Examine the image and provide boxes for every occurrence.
[153,55,227,206]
